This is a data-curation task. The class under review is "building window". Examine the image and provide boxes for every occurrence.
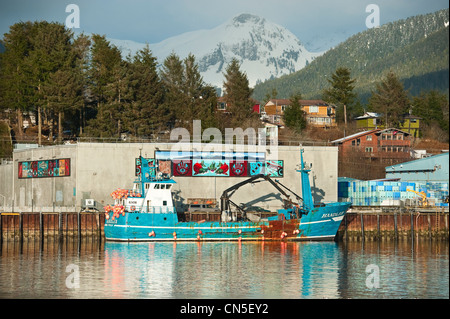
[366,135,372,141]
[356,138,360,146]
[309,106,319,113]
[217,102,226,110]
[365,147,373,152]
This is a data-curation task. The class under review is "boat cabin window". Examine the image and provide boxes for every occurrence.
[163,200,167,206]
[155,184,160,189]
[145,183,150,190]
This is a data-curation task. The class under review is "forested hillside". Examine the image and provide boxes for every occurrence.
[253,9,449,103]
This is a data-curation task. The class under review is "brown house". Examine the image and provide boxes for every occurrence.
[263,99,336,128]
[331,128,412,160]
[332,128,413,179]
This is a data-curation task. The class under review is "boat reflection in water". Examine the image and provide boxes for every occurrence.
[103,241,345,299]
[0,239,448,299]
[102,240,449,299]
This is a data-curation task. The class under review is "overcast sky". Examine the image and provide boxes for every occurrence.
[1,0,448,49]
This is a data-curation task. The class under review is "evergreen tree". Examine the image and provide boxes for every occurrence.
[283,94,307,133]
[222,58,256,127]
[160,53,186,129]
[160,53,218,134]
[182,54,218,133]
[368,71,410,128]
[71,34,91,135]
[40,25,84,143]
[322,67,357,125]
[85,34,123,137]
[127,45,165,137]
[412,90,449,136]
[0,21,35,138]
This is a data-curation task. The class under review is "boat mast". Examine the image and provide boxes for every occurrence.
[297,149,314,211]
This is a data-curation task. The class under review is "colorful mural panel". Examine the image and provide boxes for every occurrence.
[192,159,230,177]
[18,158,70,179]
[172,160,192,177]
[158,160,172,175]
[136,152,284,178]
[229,161,248,177]
[135,158,156,176]
[265,160,284,177]
[248,161,265,176]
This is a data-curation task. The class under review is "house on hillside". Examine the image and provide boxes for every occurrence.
[263,99,336,128]
[216,96,229,114]
[355,112,421,137]
[331,128,412,160]
[217,96,261,115]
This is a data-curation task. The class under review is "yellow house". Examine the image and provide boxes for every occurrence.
[263,99,336,128]
[355,112,421,137]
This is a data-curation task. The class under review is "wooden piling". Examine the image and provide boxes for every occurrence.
[360,213,364,241]
[19,212,23,243]
[394,212,398,241]
[0,213,3,246]
[39,212,44,246]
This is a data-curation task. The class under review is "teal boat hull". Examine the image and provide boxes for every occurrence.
[104,202,351,242]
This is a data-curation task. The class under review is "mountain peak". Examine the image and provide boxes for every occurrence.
[109,13,323,88]
[231,13,265,26]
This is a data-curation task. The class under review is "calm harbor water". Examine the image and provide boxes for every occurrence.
[0,239,448,299]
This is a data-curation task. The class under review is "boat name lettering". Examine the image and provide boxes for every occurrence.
[322,212,345,218]
[128,200,138,204]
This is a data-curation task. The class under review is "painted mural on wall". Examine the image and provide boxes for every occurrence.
[18,158,70,179]
[136,151,283,178]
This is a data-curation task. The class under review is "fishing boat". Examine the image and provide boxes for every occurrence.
[104,150,351,241]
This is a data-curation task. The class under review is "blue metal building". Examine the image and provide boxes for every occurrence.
[385,152,449,183]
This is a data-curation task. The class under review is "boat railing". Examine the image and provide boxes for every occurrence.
[128,205,176,214]
[124,189,143,198]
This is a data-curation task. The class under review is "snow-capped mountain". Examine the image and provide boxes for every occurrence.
[108,13,323,88]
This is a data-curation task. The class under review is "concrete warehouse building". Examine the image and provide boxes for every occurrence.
[0,143,340,213]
